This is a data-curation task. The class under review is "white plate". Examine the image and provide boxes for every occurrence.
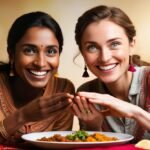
[21,131,134,149]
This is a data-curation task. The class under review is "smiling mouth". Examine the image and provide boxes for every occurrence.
[96,64,117,71]
[29,70,48,76]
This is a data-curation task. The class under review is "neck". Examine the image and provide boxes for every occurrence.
[10,76,44,107]
[104,72,133,101]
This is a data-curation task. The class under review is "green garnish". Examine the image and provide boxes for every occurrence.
[67,130,89,141]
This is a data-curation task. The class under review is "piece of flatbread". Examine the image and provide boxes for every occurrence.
[135,139,150,150]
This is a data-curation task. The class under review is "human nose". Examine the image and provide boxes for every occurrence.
[33,53,46,68]
[99,48,111,62]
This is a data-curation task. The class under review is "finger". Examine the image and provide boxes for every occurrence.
[78,92,110,102]
[41,93,66,104]
[47,99,71,113]
[71,103,82,117]
[77,92,99,99]
[66,93,74,99]
[80,97,92,115]
[80,96,89,110]
[89,102,109,113]
[68,98,73,104]
[88,97,111,107]
[44,105,71,117]
[74,96,85,113]
[47,93,71,106]
[88,103,97,114]
[45,93,71,101]
[100,109,111,116]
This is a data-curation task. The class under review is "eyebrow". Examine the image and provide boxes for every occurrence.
[107,37,122,43]
[83,41,97,45]
[21,43,59,49]
[84,37,122,45]
[21,44,36,47]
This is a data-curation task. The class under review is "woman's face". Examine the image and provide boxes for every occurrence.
[81,20,135,84]
[13,27,59,88]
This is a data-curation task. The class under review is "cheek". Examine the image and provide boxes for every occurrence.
[16,56,32,67]
[15,52,30,65]
[14,58,28,74]
[48,57,59,68]
[83,53,98,66]
[115,49,129,63]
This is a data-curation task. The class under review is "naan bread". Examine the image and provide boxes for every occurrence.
[135,139,150,150]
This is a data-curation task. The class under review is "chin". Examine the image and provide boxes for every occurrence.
[98,76,118,84]
[28,81,48,88]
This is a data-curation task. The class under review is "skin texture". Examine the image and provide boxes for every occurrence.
[14,27,59,88]
[1,27,74,141]
[81,20,135,84]
[72,19,150,131]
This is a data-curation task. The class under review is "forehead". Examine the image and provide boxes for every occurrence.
[82,20,127,41]
[18,27,59,46]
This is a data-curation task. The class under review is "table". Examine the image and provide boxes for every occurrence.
[0,144,143,150]
[74,144,143,150]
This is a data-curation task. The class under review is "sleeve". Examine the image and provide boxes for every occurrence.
[52,78,75,130]
[53,106,73,130]
[144,67,150,112]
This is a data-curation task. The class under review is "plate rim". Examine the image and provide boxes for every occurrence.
[21,131,134,145]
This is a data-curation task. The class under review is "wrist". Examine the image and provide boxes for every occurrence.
[84,120,102,131]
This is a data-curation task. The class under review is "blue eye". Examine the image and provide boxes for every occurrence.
[111,42,121,49]
[87,45,98,52]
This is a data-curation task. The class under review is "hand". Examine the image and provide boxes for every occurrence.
[19,93,74,123]
[71,95,103,130]
[77,92,138,118]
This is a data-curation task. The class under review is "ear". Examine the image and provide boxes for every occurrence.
[129,36,136,55]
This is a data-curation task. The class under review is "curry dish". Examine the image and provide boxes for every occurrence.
[37,130,118,142]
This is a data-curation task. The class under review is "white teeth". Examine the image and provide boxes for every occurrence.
[30,70,47,76]
[99,64,116,71]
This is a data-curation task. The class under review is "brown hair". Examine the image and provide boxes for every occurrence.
[75,5,136,51]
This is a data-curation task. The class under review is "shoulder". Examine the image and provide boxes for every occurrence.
[77,78,100,92]
[142,66,150,72]
[137,66,150,72]
[137,66,150,79]
[142,66,150,80]
[133,66,150,79]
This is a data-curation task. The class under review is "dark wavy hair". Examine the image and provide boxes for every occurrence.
[7,11,63,54]
[75,5,136,51]
[0,11,63,73]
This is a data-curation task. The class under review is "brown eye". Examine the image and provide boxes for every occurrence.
[46,48,58,56]
[23,47,37,55]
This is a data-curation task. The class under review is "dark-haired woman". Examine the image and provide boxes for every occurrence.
[0,11,75,146]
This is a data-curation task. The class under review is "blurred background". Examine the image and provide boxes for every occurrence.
[1,0,150,129]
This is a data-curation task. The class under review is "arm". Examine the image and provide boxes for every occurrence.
[0,93,73,142]
[132,107,150,130]
[53,80,75,130]
[77,92,150,131]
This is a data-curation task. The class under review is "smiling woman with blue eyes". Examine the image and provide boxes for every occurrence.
[0,11,75,147]
[71,5,150,142]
